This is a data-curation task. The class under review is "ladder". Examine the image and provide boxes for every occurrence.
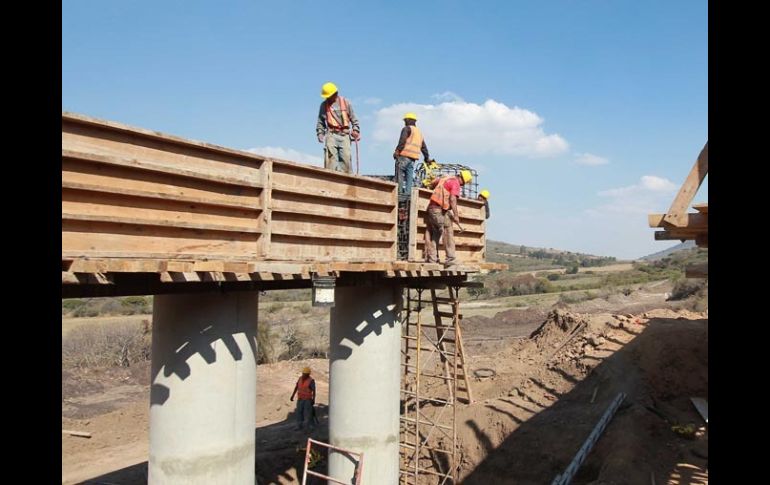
[399,284,473,485]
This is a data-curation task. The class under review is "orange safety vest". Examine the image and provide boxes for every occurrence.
[326,96,350,130]
[398,126,423,159]
[297,376,314,400]
[429,176,452,210]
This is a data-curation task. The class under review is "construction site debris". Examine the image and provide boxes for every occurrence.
[62,429,92,438]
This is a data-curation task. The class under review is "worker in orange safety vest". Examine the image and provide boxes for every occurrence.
[316,82,360,173]
[424,170,472,267]
[290,366,317,430]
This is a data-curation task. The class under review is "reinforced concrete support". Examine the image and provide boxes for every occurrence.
[329,285,403,484]
[149,292,258,485]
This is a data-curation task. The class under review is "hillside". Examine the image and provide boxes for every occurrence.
[639,241,696,261]
[486,240,619,271]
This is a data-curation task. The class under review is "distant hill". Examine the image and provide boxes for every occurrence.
[639,241,696,261]
[486,240,618,272]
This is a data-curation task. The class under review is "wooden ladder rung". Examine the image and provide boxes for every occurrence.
[435,311,462,319]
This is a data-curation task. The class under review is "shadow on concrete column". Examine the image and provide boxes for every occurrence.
[329,285,402,484]
[149,291,258,485]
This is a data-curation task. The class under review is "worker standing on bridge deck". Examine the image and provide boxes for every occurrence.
[424,170,472,268]
[290,367,316,431]
[316,82,360,173]
[478,189,490,219]
[393,112,430,195]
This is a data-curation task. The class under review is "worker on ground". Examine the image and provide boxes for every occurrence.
[289,367,316,431]
[478,189,490,219]
[424,170,472,267]
[316,82,360,173]
[393,112,429,195]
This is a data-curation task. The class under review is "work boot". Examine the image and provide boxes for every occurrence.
[444,259,457,268]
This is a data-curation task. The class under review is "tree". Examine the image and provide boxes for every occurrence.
[566,264,579,275]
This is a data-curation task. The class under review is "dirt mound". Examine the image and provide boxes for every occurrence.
[528,310,587,349]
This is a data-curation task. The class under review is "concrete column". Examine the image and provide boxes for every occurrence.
[149,292,258,485]
[329,285,402,484]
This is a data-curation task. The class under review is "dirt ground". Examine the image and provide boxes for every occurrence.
[62,281,707,484]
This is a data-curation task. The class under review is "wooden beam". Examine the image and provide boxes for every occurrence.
[648,213,707,229]
[63,149,263,188]
[654,231,703,241]
[663,142,708,227]
[692,203,708,214]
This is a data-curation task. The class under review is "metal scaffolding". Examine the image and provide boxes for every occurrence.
[399,285,473,484]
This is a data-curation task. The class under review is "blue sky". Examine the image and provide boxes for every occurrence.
[62,1,707,259]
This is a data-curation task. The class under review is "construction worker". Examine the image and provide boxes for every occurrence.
[424,170,472,267]
[393,112,429,195]
[478,189,490,219]
[289,366,316,431]
[316,82,360,173]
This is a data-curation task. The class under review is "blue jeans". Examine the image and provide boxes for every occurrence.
[296,399,314,429]
[396,156,416,195]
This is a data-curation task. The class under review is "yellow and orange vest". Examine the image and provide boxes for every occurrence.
[398,126,424,159]
[326,97,350,130]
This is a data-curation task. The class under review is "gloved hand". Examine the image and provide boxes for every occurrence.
[317,133,325,143]
[351,130,360,141]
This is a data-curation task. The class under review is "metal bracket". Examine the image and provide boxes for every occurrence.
[311,274,336,307]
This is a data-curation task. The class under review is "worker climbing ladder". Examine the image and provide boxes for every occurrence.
[399,284,473,484]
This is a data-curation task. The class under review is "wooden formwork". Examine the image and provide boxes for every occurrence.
[407,187,487,263]
[62,112,397,263]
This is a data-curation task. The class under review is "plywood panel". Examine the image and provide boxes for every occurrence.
[63,220,261,260]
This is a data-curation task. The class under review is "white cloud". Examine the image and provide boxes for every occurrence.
[431,91,464,102]
[593,175,678,215]
[246,146,322,165]
[372,98,568,157]
[575,153,609,166]
[598,175,677,198]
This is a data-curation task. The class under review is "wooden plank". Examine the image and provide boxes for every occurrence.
[62,180,259,211]
[63,149,263,187]
[272,184,394,209]
[62,272,113,285]
[63,159,262,209]
[685,263,708,279]
[62,190,261,233]
[63,220,260,259]
[654,230,704,241]
[270,228,393,244]
[407,186,419,261]
[62,429,92,438]
[62,212,262,234]
[692,203,708,214]
[63,111,273,166]
[695,235,708,248]
[663,142,708,227]
[260,159,272,259]
[648,213,707,229]
[63,116,265,178]
[271,199,395,225]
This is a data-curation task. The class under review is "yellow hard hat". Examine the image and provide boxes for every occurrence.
[403,112,417,120]
[460,170,472,184]
[480,189,490,199]
[320,82,338,99]
[302,367,311,374]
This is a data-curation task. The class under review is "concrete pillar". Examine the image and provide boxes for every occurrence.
[329,285,402,484]
[149,292,258,485]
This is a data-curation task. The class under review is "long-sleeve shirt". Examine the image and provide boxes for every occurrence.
[395,126,429,160]
[317,97,360,136]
